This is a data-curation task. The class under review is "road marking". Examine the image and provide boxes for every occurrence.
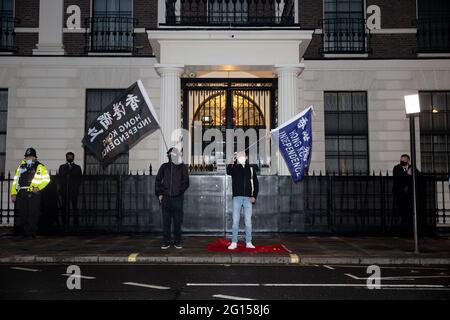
[331,265,448,270]
[188,283,260,287]
[10,267,41,272]
[123,282,171,290]
[290,254,300,264]
[213,294,255,300]
[323,265,335,270]
[128,253,139,263]
[345,273,450,280]
[188,283,445,288]
[61,274,96,280]
[264,284,445,288]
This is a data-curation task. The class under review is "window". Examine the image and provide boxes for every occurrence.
[0,0,14,51]
[89,0,134,52]
[419,91,450,174]
[0,89,7,175]
[324,91,369,175]
[85,90,129,174]
[208,0,248,24]
[322,0,367,53]
[417,0,450,53]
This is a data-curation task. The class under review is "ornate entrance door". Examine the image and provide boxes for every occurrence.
[182,78,277,167]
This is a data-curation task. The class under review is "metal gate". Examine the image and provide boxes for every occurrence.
[182,78,277,166]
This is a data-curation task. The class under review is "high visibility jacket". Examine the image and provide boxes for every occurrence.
[10,160,51,196]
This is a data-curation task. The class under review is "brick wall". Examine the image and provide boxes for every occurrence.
[303,34,322,59]
[15,0,39,27]
[134,0,158,28]
[366,0,416,29]
[299,0,322,29]
[64,0,91,28]
[370,34,416,59]
[15,33,38,55]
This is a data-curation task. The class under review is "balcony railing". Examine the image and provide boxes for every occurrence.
[164,0,297,27]
[416,17,450,53]
[85,16,138,53]
[320,18,371,54]
[0,15,17,52]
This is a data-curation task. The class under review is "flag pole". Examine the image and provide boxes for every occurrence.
[159,128,169,152]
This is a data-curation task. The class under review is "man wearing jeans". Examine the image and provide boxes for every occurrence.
[226,151,259,250]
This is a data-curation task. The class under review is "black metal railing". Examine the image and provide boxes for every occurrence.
[165,0,296,26]
[416,17,450,53]
[0,15,17,52]
[0,171,445,235]
[85,16,138,53]
[320,18,371,54]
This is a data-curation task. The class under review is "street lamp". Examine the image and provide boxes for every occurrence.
[404,94,420,254]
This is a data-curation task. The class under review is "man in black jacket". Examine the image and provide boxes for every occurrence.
[393,154,413,235]
[155,147,189,249]
[58,152,82,231]
[226,151,259,250]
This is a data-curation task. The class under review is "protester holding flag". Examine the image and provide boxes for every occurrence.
[226,151,259,250]
[155,147,190,250]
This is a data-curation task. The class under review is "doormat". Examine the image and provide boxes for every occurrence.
[206,238,291,253]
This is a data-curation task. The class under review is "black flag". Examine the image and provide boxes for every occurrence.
[82,80,160,166]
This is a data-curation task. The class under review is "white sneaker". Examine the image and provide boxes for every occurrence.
[228,242,237,250]
[246,242,256,249]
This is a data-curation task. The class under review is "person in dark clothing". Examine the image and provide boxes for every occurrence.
[226,151,259,250]
[393,154,413,235]
[155,147,189,249]
[58,152,82,231]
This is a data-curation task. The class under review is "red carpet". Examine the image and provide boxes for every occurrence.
[206,238,290,253]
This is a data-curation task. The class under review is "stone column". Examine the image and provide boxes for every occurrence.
[275,64,304,176]
[155,64,184,165]
[33,0,65,55]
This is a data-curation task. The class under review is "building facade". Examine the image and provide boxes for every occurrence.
[0,0,449,177]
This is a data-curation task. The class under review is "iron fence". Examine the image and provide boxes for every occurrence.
[0,171,445,235]
[0,15,17,52]
[319,18,371,54]
[85,16,138,53]
[416,17,450,53]
[165,0,297,27]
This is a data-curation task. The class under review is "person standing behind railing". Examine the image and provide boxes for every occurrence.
[10,148,51,238]
[58,152,82,231]
[393,154,414,235]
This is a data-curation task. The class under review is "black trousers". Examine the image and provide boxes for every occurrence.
[16,191,42,237]
[61,194,79,229]
[394,193,413,235]
[161,195,183,243]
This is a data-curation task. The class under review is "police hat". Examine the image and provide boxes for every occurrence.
[24,147,37,158]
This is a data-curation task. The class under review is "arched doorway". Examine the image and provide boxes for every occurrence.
[182,78,277,167]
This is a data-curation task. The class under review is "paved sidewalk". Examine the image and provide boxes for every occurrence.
[1,229,450,265]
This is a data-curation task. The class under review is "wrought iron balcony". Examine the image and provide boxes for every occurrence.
[320,18,371,54]
[164,0,297,27]
[85,16,138,53]
[0,15,17,52]
[416,17,450,53]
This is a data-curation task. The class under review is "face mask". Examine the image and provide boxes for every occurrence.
[237,156,246,165]
[400,161,408,167]
[26,159,34,166]
[67,158,74,163]
[171,153,182,165]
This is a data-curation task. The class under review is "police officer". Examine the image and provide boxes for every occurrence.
[58,152,82,231]
[10,148,51,238]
